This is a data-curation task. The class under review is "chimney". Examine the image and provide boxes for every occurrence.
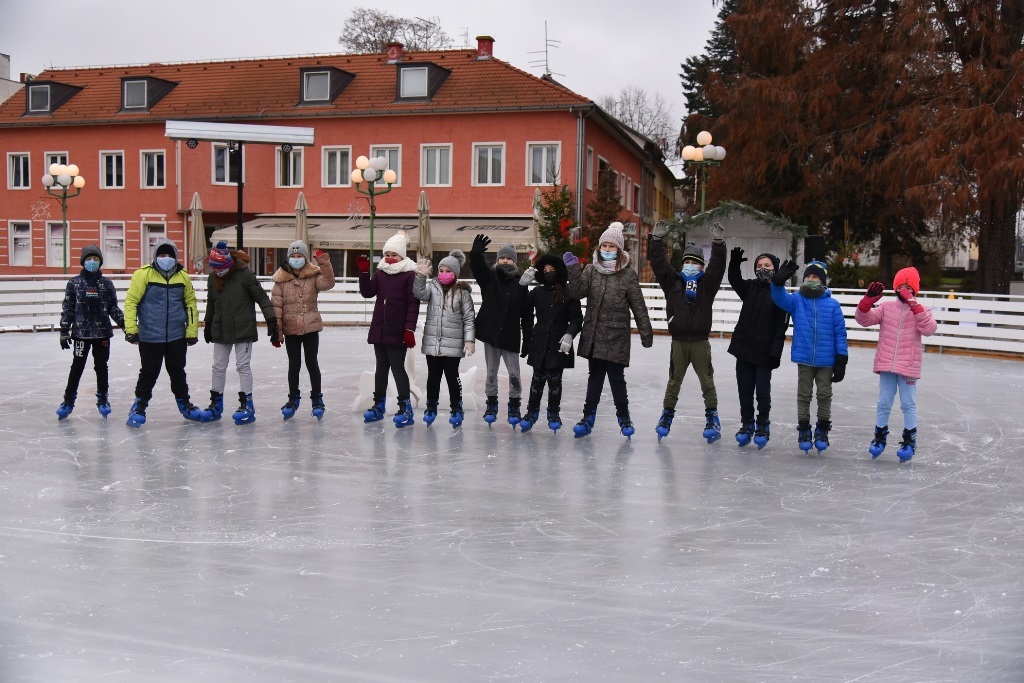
[476,36,495,60]
[385,41,404,64]
[20,72,33,83]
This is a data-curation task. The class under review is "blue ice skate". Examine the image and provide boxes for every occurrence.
[736,418,755,447]
[897,427,917,463]
[869,425,888,459]
[703,410,722,444]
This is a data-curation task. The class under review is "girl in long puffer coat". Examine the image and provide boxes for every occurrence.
[855,267,937,462]
[413,250,475,428]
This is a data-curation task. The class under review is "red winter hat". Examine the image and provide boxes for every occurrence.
[893,267,920,295]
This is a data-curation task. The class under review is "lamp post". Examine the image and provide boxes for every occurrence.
[42,162,86,274]
[681,131,726,214]
[351,155,397,274]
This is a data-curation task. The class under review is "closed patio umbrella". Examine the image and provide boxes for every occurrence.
[188,192,206,273]
[417,191,432,261]
[295,192,309,250]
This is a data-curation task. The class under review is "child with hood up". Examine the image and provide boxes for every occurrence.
[56,244,125,420]
[358,232,420,428]
[855,267,937,462]
[413,249,476,428]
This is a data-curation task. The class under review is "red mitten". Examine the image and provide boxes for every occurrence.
[314,250,325,258]
[403,330,416,348]
[356,255,370,273]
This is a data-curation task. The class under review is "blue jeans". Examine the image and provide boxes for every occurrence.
[876,372,917,430]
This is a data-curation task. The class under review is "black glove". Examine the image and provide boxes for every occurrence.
[642,336,653,348]
[59,331,71,350]
[866,281,884,299]
[186,336,199,347]
[772,259,799,286]
[730,247,746,266]
[203,326,212,344]
[831,354,848,383]
[267,320,280,341]
[471,234,491,255]
[124,332,139,345]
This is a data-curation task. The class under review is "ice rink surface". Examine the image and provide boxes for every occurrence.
[1,329,1023,682]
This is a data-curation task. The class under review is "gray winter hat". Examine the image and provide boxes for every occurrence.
[80,243,103,266]
[438,249,466,277]
[287,240,310,260]
[496,243,517,262]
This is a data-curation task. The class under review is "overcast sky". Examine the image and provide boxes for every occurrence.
[2,0,718,172]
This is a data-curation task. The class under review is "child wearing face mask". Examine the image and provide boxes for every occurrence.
[648,221,728,443]
[727,247,789,449]
[56,244,125,420]
[357,231,420,428]
[272,241,335,420]
[564,222,654,439]
[770,259,849,453]
[516,253,583,433]
[413,249,476,428]
[855,267,936,462]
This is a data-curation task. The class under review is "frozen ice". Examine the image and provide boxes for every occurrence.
[1,329,1022,682]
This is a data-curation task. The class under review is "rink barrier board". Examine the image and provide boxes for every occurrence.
[1,276,1022,357]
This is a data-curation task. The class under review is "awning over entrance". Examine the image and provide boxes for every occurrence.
[209,216,537,253]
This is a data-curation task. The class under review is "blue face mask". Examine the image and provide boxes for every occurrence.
[156,256,176,271]
[83,259,100,273]
[600,250,617,261]
[288,257,306,270]
[681,264,702,277]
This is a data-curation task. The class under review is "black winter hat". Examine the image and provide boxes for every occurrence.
[681,242,705,266]
[803,260,828,286]
[80,244,103,267]
[754,252,780,271]
[535,253,568,285]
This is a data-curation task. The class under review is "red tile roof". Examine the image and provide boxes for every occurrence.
[0,50,593,126]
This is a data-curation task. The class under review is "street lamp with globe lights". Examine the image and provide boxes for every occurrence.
[41,162,86,274]
[681,130,726,214]
[351,155,398,274]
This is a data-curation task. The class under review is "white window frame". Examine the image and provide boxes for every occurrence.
[47,221,68,268]
[472,142,505,187]
[321,146,352,188]
[45,151,68,171]
[276,146,304,188]
[525,142,560,186]
[124,80,148,109]
[99,150,125,189]
[140,150,166,189]
[212,143,244,185]
[399,67,428,98]
[586,147,595,191]
[100,222,127,270]
[369,145,402,187]
[142,223,166,264]
[28,84,50,112]
[420,144,452,187]
[304,71,330,102]
[8,221,33,267]
[7,152,30,190]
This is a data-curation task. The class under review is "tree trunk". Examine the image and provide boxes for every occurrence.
[976,194,1017,294]
[878,225,893,286]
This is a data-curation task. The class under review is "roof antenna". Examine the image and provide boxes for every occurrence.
[528,21,563,78]
[458,27,470,48]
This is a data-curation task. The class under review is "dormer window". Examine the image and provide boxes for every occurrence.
[297,67,354,105]
[118,76,177,113]
[400,68,428,98]
[23,80,82,116]
[124,80,148,109]
[395,63,450,101]
[28,85,50,113]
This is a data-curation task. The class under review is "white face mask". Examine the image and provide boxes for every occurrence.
[155,255,176,271]
[681,264,702,277]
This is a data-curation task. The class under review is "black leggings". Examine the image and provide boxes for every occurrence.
[425,355,462,408]
[135,339,189,402]
[285,332,321,396]
[64,338,111,400]
[374,344,410,400]
[584,358,628,411]
[735,358,773,421]
[526,367,563,412]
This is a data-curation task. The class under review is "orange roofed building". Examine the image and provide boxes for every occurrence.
[0,37,675,279]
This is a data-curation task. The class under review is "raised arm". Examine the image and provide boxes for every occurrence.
[313,250,336,292]
[728,247,750,301]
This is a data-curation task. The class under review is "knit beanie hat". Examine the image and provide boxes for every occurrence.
[382,232,408,259]
[496,243,518,262]
[681,242,706,266]
[438,249,466,277]
[209,240,234,270]
[154,239,178,259]
[803,260,828,286]
[892,266,921,295]
[80,243,103,267]
[287,240,309,261]
[598,222,626,251]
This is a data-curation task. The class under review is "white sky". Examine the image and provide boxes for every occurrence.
[2,0,718,174]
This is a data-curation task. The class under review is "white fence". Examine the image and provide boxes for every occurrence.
[2,275,1023,357]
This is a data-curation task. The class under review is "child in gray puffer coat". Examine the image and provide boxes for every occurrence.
[414,250,476,428]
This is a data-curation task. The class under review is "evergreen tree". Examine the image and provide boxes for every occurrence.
[536,184,589,262]
[584,171,624,250]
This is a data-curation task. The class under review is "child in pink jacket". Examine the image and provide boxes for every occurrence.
[855,267,937,462]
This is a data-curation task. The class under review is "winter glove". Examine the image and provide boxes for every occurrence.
[403,330,416,348]
[642,335,654,348]
[267,320,280,344]
[831,354,848,383]
[185,336,199,347]
[859,281,885,311]
[772,259,800,286]
[59,331,71,350]
[464,340,475,357]
[356,255,370,274]
[558,333,573,355]
[314,250,326,259]
[415,258,432,277]
[124,332,139,345]
[203,325,212,344]
[562,251,579,268]
[471,234,491,255]
[519,266,537,286]
[710,222,726,243]
[730,247,746,266]
[651,220,670,240]
[896,287,925,313]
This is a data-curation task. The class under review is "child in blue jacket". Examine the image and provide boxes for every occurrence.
[770,260,848,453]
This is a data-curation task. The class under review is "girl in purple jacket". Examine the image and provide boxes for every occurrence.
[855,267,937,462]
[358,231,420,428]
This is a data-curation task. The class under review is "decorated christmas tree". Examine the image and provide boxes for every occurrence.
[535,183,589,263]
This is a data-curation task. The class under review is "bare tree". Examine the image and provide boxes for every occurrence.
[338,8,452,53]
[599,86,677,160]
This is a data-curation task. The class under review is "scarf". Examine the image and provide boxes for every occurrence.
[592,250,630,275]
[682,270,705,303]
[377,256,418,275]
